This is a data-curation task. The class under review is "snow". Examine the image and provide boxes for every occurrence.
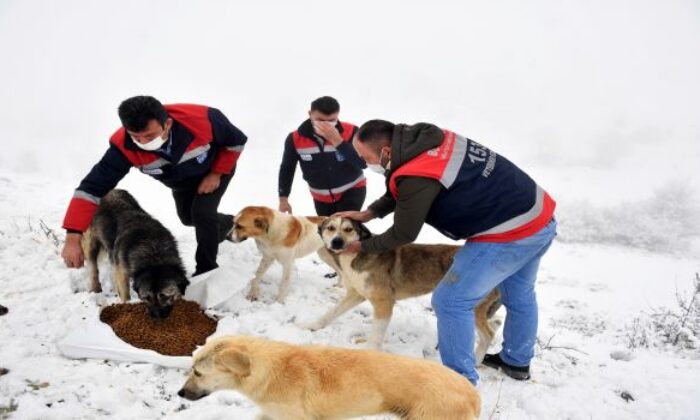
[1,0,700,418]
[1,172,698,419]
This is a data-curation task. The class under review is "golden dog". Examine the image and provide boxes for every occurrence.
[179,336,480,420]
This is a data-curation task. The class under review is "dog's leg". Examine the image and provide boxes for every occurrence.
[81,230,102,293]
[474,289,502,364]
[303,288,365,331]
[112,262,130,302]
[259,405,308,420]
[367,297,395,350]
[316,248,342,287]
[275,257,294,304]
[247,254,275,301]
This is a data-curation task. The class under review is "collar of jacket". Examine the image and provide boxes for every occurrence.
[385,123,443,176]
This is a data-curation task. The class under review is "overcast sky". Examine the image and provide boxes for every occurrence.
[1,0,698,201]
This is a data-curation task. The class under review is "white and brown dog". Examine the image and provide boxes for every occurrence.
[308,216,502,360]
[179,335,481,420]
[226,206,334,303]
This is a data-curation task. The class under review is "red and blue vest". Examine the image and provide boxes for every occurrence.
[63,104,246,232]
[389,130,555,242]
[292,122,366,203]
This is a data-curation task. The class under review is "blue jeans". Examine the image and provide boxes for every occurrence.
[431,219,557,384]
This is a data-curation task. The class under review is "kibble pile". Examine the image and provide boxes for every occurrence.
[100,300,217,356]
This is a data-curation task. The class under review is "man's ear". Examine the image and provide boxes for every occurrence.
[214,347,251,376]
[254,217,269,233]
[352,220,372,240]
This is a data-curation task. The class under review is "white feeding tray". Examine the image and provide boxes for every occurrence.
[58,314,239,368]
[184,267,250,309]
[58,268,249,368]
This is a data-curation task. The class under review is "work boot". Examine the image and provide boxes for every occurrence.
[482,353,531,380]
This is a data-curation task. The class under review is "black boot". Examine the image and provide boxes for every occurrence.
[482,353,531,380]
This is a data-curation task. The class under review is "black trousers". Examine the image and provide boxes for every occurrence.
[313,187,366,217]
[172,172,234,274]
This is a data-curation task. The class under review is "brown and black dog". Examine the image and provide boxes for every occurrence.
[82,189,189,319]
[307,216,502,360]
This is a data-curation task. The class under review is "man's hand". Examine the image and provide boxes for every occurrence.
[342,240,362,254]
[62,233,84,268]
[198,172,222,194]
[313,121,343,146]
[279,197,293,214]
[334,210,375,223]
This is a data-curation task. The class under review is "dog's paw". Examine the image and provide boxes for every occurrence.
[88,284,103,294]
[274,295,287,304]
[94,293,108,308]
[350,334,367,345]
[298,320,324,331]
[246,289,260,301]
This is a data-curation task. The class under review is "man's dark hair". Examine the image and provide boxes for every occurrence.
[118,96,168,132]
[356,119,395,151]
[310,96,340,115]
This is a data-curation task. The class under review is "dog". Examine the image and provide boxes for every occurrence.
[179,335,481,420]
[307,216,502,360]
[226,206,335,303]
[81,189,189,319]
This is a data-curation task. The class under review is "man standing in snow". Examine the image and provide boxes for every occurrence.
[278,96,367,216]
[61,96,247,276]
[338,120,557,385]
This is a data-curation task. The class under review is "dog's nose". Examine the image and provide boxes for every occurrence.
[177,389,186,398]
[148,305,173,320]
[331,237,344,250]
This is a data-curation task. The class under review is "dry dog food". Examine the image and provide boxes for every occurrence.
[100,300,217,356]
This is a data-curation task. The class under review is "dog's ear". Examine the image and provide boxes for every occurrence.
[214,347,251,376]
[318,218,329,237]
[352,220,372,240]
[177,273,190,293]
[254,217,269,233]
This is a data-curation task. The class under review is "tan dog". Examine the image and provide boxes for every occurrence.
[307,216,502,360]
[178,336,481,420]
[226,206,334,303]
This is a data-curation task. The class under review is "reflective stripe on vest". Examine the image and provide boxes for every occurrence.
[308,174,367,203]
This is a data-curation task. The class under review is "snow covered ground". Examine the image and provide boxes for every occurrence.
[0,166,698,419]
[1,0,699,418]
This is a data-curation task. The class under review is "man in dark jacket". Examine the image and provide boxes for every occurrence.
[278,96,366,216]
[61,96,247,276]
[339,120,557,385]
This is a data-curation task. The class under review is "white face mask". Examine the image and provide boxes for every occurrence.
[367,163,385,174]
[132,133,166,151]
[312,119,338,134]
[367,149,388,175]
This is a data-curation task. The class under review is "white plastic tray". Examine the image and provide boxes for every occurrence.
[58,316,239,368]
[184,267,249,309]
[58,268,249,368]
